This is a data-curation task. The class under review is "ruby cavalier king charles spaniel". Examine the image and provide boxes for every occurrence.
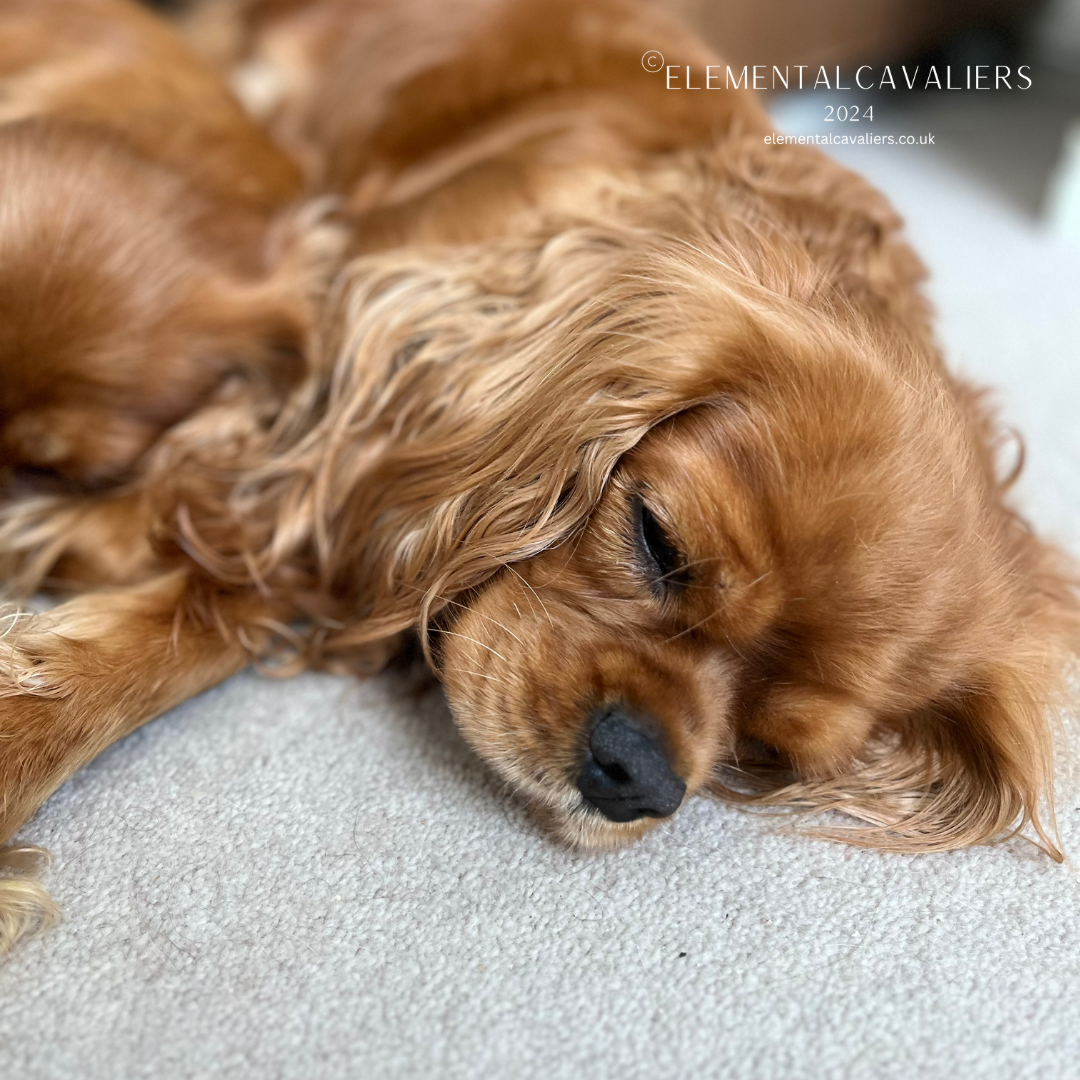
[0,0,1075,952]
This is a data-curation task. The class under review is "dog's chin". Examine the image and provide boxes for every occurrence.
[528,800,667,851]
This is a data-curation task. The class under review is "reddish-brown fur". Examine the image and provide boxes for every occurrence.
[0,0,1075,952]
[0,0,313,487]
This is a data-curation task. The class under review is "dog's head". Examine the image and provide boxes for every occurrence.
[436,308,1073,852]
[199,143,1074,856]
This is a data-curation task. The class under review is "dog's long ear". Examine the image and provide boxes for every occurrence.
[723,533,1078,858]
[159,216,762,660]
[867,656,1063,858]
[929,660,1063,855]
[721,657,1067,860]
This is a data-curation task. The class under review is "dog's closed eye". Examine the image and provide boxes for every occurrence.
[633,495,690,592]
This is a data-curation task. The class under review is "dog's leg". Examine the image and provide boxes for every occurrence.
[0,571,273,953]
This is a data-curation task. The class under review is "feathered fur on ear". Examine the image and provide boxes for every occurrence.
[156,216,743,666]
[155,144,879,666]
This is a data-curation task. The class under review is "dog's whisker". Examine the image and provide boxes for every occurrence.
[663,572,774,642]
[427,628,509,665]
[448,667,500,683]
[440,600,524,646]
[400,582,525,646]
[505,564,555,631]
[656,553,728,585]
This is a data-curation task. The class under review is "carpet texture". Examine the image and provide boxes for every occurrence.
[1,124,1079,1080]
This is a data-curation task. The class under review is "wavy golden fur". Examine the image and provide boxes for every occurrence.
[0,0,1075,955]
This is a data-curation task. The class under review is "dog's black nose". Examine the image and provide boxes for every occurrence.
[577,706,686,822]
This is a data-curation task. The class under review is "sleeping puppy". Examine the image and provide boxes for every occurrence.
[0,0,1075,952]
[0,0,314,490]
[182,0,1076,843]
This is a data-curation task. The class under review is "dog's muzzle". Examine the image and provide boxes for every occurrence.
[576,705,686,822]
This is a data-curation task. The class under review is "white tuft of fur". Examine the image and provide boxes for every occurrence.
[0,845,56,956]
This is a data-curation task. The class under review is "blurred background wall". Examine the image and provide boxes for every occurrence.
[1035,0,1080,69]
[1036,0,1080,235]
[649,0,1080,236]
[652,0,1041,69]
